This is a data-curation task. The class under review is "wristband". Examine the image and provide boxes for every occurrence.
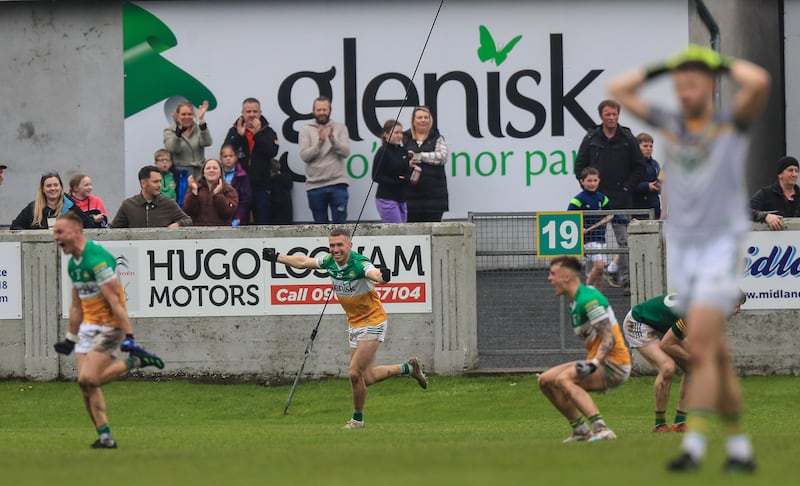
[645,63,668,80]
[66,332,79,343]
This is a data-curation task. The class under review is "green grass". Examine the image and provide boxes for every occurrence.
[0,375,796,485]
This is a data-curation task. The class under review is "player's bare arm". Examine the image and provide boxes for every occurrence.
[99,278,134,335]
[262,247,319,269]
[729,59,771,126]
[660,329,691,370]
[607,68,650,121]
[365,267,391,285]
[68,288,83,337]
[593,318,617,362]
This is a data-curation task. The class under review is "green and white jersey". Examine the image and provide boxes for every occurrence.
[631,293,686,339]
[316,250,387,328]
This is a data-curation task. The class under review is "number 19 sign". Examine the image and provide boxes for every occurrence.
[536,212,583,257]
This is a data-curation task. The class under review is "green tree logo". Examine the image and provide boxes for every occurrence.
[476,25,522,66]
[123,2,216,118]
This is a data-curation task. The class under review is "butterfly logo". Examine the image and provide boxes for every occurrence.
[477,25,522,66]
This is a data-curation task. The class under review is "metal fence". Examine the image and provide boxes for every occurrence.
[469,209,653,370]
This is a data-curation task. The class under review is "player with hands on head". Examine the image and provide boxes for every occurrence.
[262,228,424,429]
[608,44,770,473]
[537,256,631,443]
[53,211,164,450]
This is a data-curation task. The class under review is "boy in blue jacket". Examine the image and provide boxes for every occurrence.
[568,167,613,291]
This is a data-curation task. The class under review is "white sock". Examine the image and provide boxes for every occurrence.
[574,423,590,434]
[682,431,707,461]
[726,434,754,461]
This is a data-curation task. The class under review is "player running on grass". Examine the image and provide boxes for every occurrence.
[52,211,164,449]
[623,293,691,433]
[609,45,769,472]
[263,227,427,429]
[538,256,631,443]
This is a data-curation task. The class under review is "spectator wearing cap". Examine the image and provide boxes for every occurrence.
[0,163,6,188]
[750,156,800,230]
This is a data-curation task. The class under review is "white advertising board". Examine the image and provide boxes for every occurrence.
[60,236,431,317]
[741,231,800,310]
[123,0,687,221]
[0,242,22,319]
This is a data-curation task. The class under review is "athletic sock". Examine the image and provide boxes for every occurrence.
[97,423,113,443]
[588,413,606,431]
[353,410,363,422]
[125,357,137,369]
[682,410,713,461]
[568,416,585,429]
[674,409,687,425]
[655,410,667,426]
[400,363,410,375]
[722,412,753,461]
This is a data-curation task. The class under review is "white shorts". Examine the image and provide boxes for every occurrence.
[666,234,743,314]
[348,322,387,349]
[76,323,125,358]
[599,361,631,392]
[584,241,609,265]
[621,310,664,349]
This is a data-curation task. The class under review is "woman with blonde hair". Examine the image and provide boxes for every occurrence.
[402,106,449,222]
[183,158,239,226]
[11,172,77,229]
[163,100,213,179]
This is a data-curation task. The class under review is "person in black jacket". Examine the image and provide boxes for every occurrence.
[373,120,413,223]
[574,99,646,293]
[223,97,279,225]
[402,107,449,222]
[750,156,800,230]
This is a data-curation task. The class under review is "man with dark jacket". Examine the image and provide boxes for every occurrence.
[574,99,646,294]
[224,97,280,225]
[750,156,800,230]
[111,165,192,228]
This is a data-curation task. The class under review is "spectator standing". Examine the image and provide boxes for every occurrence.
[373,120,413,223]
[220,144,252,227]
[11,172,78,230]
[68,173,109,228]
[269,158,296,225]
[633,132,663,219]
[183,158,239,226]
[574,99,646,294]
[163,100,212,180]
[153,149,184,203]
[750,156,800,230]
[223,98,279,224]
[568,167,613,291]
[298,96,350,224]
[110,165,192,228]
[403,106,449,222]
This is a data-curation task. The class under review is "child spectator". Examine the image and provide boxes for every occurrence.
[568,167,613,291]
[269,158,295,224]
[633,132,663,219]
[68,173,108,228]
[220,143,252,227]
[154,149,183,203]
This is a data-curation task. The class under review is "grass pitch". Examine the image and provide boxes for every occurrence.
[0,375,796,485]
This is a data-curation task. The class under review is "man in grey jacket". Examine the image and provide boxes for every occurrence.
[298,96,350,224]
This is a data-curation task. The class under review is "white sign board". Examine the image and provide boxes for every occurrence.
[123,0,687,221]
[0,242,22,319]
[741,231,800,310]
[60,236,431,317]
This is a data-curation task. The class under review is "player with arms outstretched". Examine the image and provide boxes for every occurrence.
[263,228,427,429]
[609,45,769,472]
[53,211,164,449]
[538,256,631,442]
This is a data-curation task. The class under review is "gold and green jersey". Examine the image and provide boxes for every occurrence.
[67,240,126,327]
[570,285,630,365]
[316,251,387,328]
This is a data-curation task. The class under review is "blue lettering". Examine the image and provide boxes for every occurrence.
[745,245,800,278]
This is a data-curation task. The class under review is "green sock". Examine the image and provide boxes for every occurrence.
[400,363,410,375]
[569,416,585,429]
[353,411,363,422]
[588,413,603,424]
[125,357,137,369]
[674,409,687,425]
[97,423,111,437]
[655,410,667,426]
